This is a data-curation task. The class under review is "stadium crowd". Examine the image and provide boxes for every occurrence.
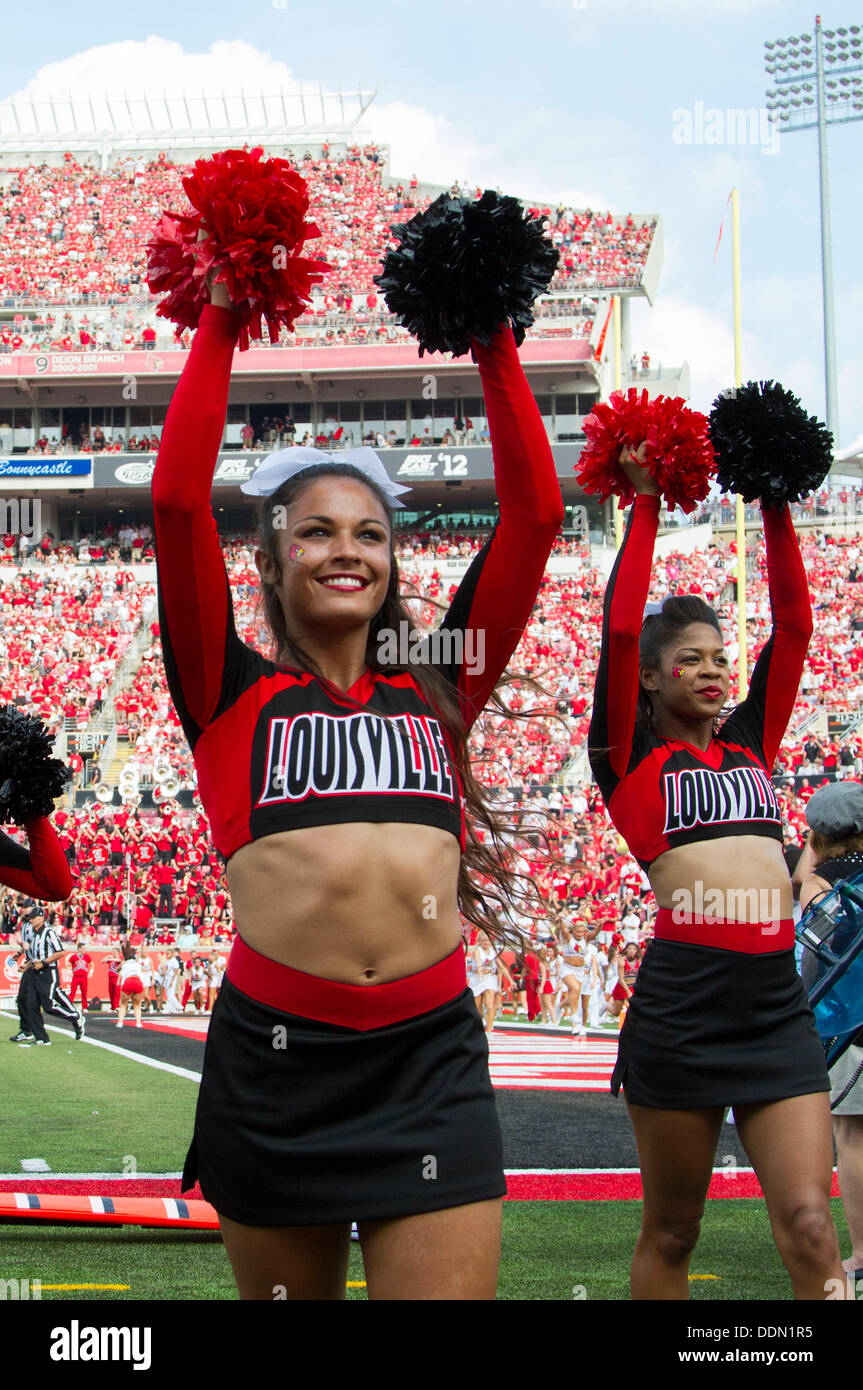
[690,487,863,529]
[1,509,859,1003]
[0,564,153,731]
[0,148,653,353]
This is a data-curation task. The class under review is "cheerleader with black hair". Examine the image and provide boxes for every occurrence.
[588,444,843,1299]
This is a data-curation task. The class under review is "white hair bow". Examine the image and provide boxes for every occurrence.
[240,446,412,504]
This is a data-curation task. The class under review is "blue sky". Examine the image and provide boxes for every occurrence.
[2,0,862,447]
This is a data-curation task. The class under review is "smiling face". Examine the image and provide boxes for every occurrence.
[256,476,392,641]
[640,621,730,727]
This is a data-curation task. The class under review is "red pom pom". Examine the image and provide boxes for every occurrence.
[146,147,330,351]
[575,388,716,513]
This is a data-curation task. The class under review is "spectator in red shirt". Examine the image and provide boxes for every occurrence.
[135,902,153,936]
[154,861,174,917]
[67,942,93,1010]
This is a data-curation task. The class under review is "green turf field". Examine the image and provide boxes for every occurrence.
[0,1017,195,1172]
[0,1017,850,1301]
[1,1203,851,1301]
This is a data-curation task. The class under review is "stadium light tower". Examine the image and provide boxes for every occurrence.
[764,15,863,444]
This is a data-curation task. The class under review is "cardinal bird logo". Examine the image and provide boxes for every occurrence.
[288,544,304,562]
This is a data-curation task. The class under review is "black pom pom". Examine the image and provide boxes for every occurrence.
[708,380,834,506]
[374,190,559,357]
[0,706,70,823]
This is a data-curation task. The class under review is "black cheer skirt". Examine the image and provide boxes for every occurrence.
[181,973,506,1226]
[611,939,830,1110]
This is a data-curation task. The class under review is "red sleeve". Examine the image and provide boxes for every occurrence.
[588,494,661,789]
[720,504,813,770]
[0,817,74,900]
[436,322,564,727]
[151,305,253,744]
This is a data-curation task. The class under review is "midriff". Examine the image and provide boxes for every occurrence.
[647,835,793,921]
[226,820,463,983]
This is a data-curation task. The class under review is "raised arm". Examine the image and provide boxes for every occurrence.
[588,492,661,793]
[0,819,73,901]
[151,303,251,746]
[435,322,564,727]
[719,504,813,770]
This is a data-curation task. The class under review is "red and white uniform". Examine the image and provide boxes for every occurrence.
[67,950,92,1007]
[119,957,145,994]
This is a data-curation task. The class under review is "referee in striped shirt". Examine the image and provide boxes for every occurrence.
[8,900,85,1045]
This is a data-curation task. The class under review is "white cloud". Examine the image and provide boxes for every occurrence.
[299,96,617,209]
[2,37,367,139]
[672,150,770,215]
[741,273,837,424]
[629,273,863,448]
[628,294,759,413]
[355,100,490,190]
[3,38,611,206]
[5,37,624,211]
[8,36,310,102]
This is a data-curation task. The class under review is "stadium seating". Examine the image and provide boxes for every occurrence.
[3,510,861,950]
[0,148,654,355]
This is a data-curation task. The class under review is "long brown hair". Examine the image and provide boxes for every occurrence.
[809,829,863,863]
[254,462,561,947]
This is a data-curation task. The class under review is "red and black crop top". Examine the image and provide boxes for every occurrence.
[588,494,812,871]
[152,305,564,861]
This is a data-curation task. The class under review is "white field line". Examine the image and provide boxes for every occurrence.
[0,1009,200,1082]
[0,1172,183,1181]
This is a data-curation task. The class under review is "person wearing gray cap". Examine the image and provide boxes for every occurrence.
[800,780,863,1288]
